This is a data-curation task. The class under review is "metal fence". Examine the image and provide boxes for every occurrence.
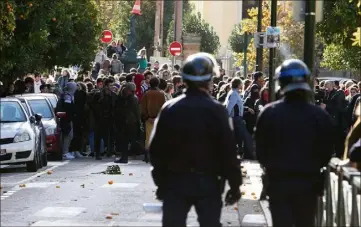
[316,157,361,227]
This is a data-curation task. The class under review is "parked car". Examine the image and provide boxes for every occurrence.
[0,98,47,172]
[12,93,58,109]
[14,95,62,160]
[317,77,357,84]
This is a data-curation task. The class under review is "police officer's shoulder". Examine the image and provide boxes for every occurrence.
[160,93,186,112]
[258,99,283,119]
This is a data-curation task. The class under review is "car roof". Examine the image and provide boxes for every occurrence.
[0,97,22,102]
[318,77,357,82]
[13,93,57,98]
[12,95,49,101]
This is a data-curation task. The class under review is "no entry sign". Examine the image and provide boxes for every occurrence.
[101,30,113,43]
[169,41,182,56]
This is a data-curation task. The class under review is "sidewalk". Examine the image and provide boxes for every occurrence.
[237,160,272,227]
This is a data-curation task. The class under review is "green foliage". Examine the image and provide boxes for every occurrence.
[112,0,192,55]
[233,1,304,72]
[0,0,101,81]
[0,0,16,50]
[317,0,360,47]
[229,25,247,53]
[166,12,220,55]
[321,43,361,71]
[317,0,361,72]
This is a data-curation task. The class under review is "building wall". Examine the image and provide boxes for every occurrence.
[191,0,241,54]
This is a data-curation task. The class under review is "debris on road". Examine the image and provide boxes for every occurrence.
[47,170,53,174]
[110,212,119,215]
[108,180,113,185]
[91,165,122,175]
[19,184,26,188]
[105,215,113,219]
[129,173,133,176]
[56,186,60,188]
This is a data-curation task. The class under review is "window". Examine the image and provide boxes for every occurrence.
[27,99,53,119]
[47,97,57,108]
[0,101,27,122]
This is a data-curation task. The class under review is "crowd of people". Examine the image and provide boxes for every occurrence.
[0,56,360,167]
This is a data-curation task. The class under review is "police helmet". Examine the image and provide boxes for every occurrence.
[181,53,220,82]
[275,59,311,93]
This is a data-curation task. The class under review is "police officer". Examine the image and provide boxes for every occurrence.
[149,53,242,227]
[255,59,334,227]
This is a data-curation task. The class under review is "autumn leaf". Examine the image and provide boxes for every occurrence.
[351,27,361,46]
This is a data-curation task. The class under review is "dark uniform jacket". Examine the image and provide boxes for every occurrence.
[149,89,242,191]
[255,96,334,194]
[90,89,116,125]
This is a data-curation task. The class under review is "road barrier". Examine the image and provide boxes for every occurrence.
[316,157,361,227]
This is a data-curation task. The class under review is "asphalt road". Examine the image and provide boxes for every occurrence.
[0,157,265,226]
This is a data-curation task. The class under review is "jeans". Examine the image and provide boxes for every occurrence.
[233,116,254,159]
[162,173,223,227]
[88,131,104,154]
[62,123,73,154]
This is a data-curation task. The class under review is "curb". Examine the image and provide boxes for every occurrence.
[259,200,272,227]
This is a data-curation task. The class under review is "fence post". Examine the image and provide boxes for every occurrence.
[336,166,346,226]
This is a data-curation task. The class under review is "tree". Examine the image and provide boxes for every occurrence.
[0,0,101,81]
[0,0,16,51]
[111,0,192,56]
[317,0,361,72]
[166,12,220,55]
[321,44,361,72]
[233,1,304,73]
[229,24,247,53]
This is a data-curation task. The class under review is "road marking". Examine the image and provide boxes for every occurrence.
[34,207,86,218]
[31,220,113,226]
[0,161,69,202]
[101,183,139,188]
[14,161,69,185]
[19,182,57,188]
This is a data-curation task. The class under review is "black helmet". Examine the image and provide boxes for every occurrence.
[275,59,311,93]
[181,53,220,82]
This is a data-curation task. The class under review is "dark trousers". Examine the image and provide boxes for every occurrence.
[70,120,84,152]
[94,126,110,157]
[162,173,222,227]
[116,131,136,162]
[269,193,317,227]
[233,116,253,159]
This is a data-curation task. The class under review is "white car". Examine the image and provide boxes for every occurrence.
[0,98,47,172]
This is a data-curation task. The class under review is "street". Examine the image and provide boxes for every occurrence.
[0,158,265,226]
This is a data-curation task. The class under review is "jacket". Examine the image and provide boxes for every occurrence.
[149,89,242,192]
[140,88,166,120]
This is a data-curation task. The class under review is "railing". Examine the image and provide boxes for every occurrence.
[316,157,361,227]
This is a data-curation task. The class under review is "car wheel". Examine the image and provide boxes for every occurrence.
[26,146,39,172]
[38,138,44,169]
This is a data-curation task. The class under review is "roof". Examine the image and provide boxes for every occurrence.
[0,97,22,102]
[12,93,57,98]
[317,77,357,83]
[12,95,48,101]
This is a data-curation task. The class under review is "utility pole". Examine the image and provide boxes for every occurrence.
[153,1,161,57]
[255,0,263,71]
[303,0,316,98]
[159,0,164,56]
[268,0,277,102]
[174,0,183,42]
[173,0,183,68]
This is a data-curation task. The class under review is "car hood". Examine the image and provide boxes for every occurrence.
[0,122,29,139]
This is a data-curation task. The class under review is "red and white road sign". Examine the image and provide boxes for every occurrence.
[100,30,113,43]
[169,41,182,56]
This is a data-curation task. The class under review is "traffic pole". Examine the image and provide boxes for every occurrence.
[304,0,316,103]
[256,0,263,71]
[243,33,249,78]
[268,0,277,102]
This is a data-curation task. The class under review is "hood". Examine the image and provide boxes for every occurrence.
[0,122,29,139]
[66,82,77,96]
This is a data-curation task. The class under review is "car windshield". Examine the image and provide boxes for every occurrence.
[27,99,53,119]
[47,96,57,108]
[0,101,27,122]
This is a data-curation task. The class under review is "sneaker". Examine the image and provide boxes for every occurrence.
[63,153,75,160]
[74,151,84,158]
